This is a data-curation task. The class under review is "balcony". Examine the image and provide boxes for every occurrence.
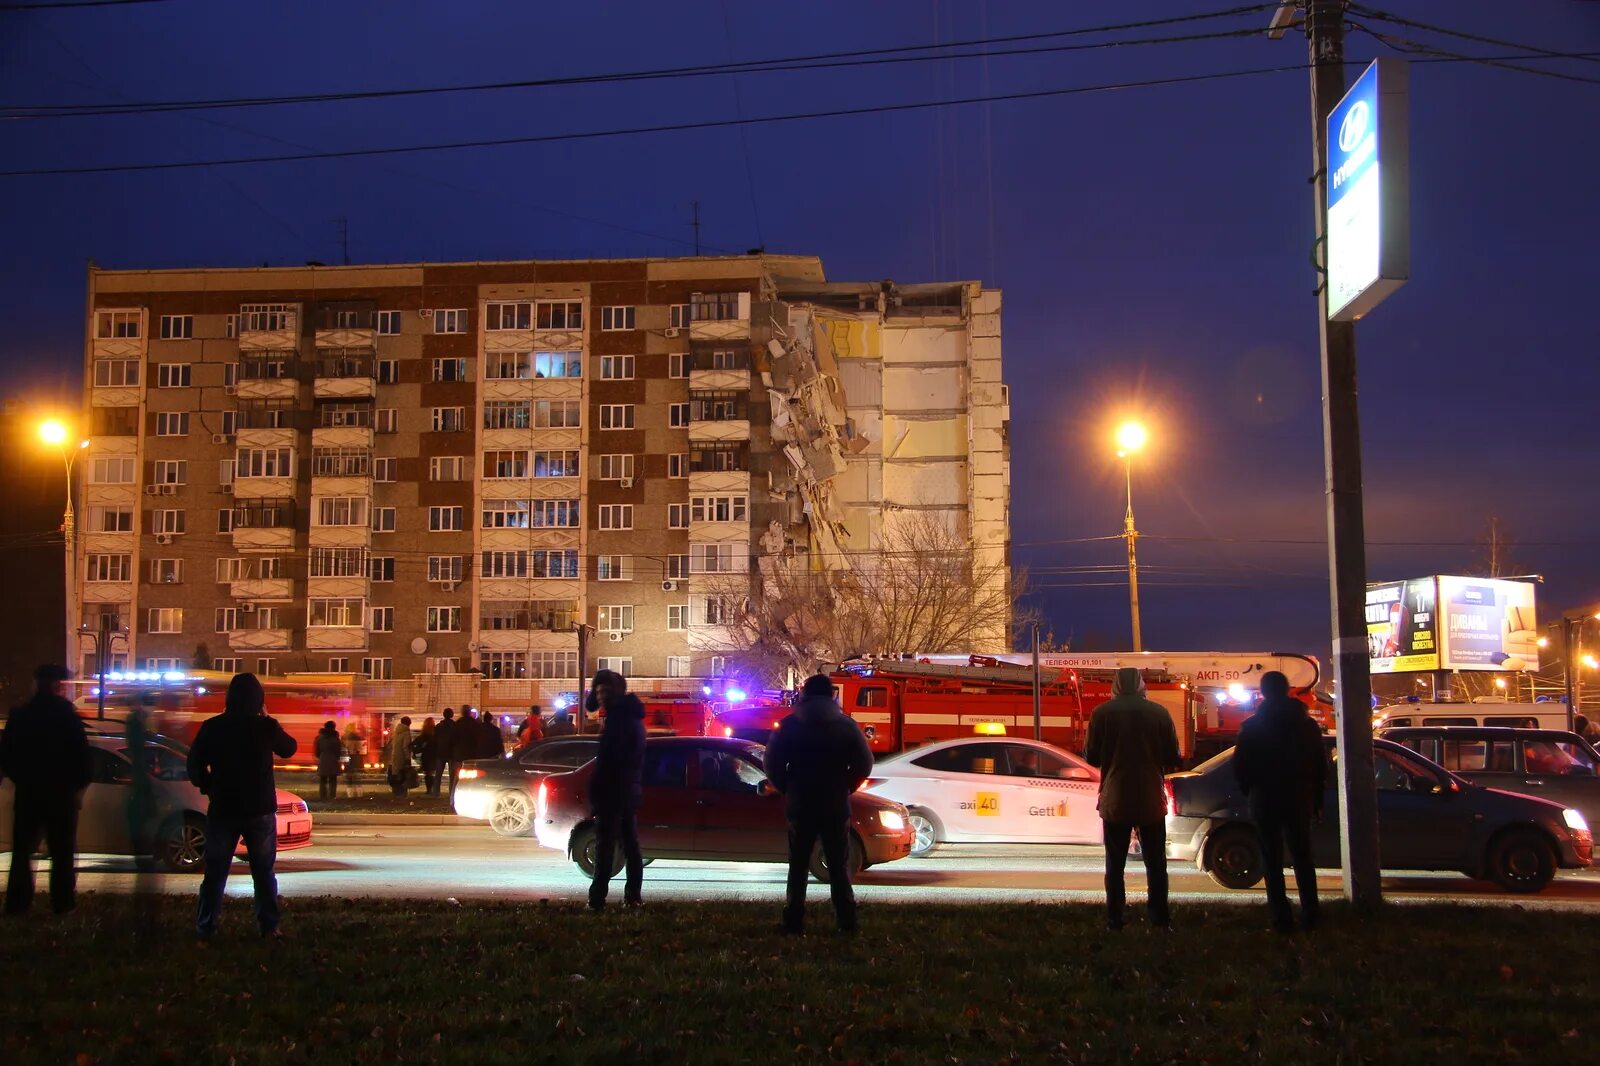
[228,627,292,652]
[236,356,299,401]
[315,303,376,351]
[688,392,750,443]
[305,626,367,651]
[230,578,293,602]
[688,292,750,342]
[237,308,299,351]
[314,352,376,400]
[230,501,296,550]
[688,347,751,392]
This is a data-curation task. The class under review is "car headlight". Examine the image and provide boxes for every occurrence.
[1563,808,1589,833]
[878,809,906,831]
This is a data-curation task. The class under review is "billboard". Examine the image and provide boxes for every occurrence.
[1326,58,1410,321]
[1366,576,1540,673]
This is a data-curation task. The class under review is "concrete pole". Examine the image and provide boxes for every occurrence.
[1123,455,1143,652]
[1031,622,1042,741]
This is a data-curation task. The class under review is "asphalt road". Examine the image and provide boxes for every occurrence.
[23,824,1600,910]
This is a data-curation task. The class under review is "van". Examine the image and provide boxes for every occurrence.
[1372,701,1571,732]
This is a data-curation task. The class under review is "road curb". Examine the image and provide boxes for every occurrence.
[314,814,476,827]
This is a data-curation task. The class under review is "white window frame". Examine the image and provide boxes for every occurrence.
[483,450,529,479]
[598,354,635,380]
[431,357,470,383]
[309,598,365,627]
[92,359,140,387]
[96,309,141,339]
[690,495,749,524]
[428,506,464,532]
[372,506,397,533]
[534,351,581,379]
[147,607,183,634]
[668,352,688,379]
[533,400,581,428]
[597,504,634,531]
[667,503,689,530]
[214,608,239,634]
[429,456,469,481]
[433,308,469,334]
[375,311,402,335]
[155,412,190,437]
[373,457,397,482]
[667,655,691,678]
[431,407,466,432]
[669,403,690,428]
[369,555,395,582]
[667,554,690,580]
[595,656,632,678]
[152,460,187,486]
[361,656,394,680]
[427,556,465,583]
[535,300,582,330]
[599,306,636,331]
[667,605,690,632]
[314,496,369,527]
[484,350,532,379]
[596,605,635,633]
[668,454,687,478]
[156,363,192,387]
[596,454,635,481]
[88,505,135,533]
[485,302,531,331]
[599,404,634,431]
[328,657,350,673]
[532,450,580,478]
[90,457,136,485]
[236,447,294,479]
[148,558,184,584]
[596,555,632,581]
[152,509,186,536]
[85,553,132,583]
[376,409,399,433]
[376,359,399,384]
[368,606,395,633]
[426,606,462,633]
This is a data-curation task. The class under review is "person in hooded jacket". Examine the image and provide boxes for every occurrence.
[313,721,343,801]
[477,710,506,760]
[764,674,874,934]
[1233,671,1329,932]
[1085,667,1181,930]
[187,673,297,938]
[386,716,414,797]
[436,708,461,801]
[2,664,91,916]
[416,717,443,797]
[585,669,647,910]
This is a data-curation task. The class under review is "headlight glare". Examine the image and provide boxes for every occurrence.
[878,809,906,831]
[1562,808,1589,833]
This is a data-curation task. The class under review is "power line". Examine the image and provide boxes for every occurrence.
[0,0,168,10]
[5,47,1595,179]
[1352,22,1600,87]
[1350,3,1600,66]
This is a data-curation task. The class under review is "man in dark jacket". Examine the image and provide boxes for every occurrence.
[2,664,91,915]
[585,670,646,910]
[477,709,506,760]
[1085,667,1181,930]
[313,721,343,801]
[545,706,577,737]
[437,708,461,802]
[1233,671,1329,932]
[764,674,874,934]
[187,673,297,938]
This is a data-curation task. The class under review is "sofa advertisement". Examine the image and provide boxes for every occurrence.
[1366,576,1539,674]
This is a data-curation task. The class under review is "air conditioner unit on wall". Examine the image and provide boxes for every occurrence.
[608,631,624,643]
[419,308,434,317]
[662,580,677,592]
[441,580,457,592]
[664,327,681,338]
[620,476,633,488]
[155,534,173,545]
[223,384,237,396]
[212,433,232,445]
[144,485,162,496]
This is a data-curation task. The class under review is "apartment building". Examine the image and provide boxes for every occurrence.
[76,255,1008,685]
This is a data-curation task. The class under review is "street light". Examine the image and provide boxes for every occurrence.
[39,419,89,671]
[1114,420,1149,651]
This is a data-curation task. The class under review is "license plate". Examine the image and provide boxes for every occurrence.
[289,821,309,836]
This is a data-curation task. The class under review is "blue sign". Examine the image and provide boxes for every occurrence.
[1325,59,1410,321]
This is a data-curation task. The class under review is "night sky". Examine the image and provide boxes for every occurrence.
[2,0,1596,659]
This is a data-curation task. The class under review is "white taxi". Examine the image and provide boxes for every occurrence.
[862,737,1101,856]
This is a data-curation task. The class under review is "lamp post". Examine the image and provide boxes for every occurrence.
[79,616,128,720]
[1114,420,1149,652]
[39,420,89,672]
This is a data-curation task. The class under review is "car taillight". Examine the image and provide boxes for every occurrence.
[537,780,548,819]
[458,768,480,781]
[722,726,734,737]
[861,777,888,791]
[1163,781,1177,817]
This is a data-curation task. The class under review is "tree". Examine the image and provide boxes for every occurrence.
[190,642,213,671]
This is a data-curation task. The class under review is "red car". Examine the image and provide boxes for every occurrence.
[534,737,914,881]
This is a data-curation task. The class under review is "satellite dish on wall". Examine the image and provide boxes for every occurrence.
[410,637,428,655]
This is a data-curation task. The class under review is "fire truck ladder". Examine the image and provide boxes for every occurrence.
[859,659,1074,689]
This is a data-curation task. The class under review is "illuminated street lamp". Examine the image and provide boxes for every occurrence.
[1114,420,1149,651]
[39,419,89,670]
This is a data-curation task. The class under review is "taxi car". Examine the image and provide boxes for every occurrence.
[533,736,914,881]
[453,737,599,836]
[1166,736,1591,893]
[0,734,311,872]
[1380,726,1600,828]
[861,737,1102,856]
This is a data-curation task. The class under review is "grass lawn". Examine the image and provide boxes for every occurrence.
[2,896,1596,1064]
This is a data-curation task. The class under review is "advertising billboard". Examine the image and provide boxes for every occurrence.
[1326,58,1410,321]
[1366,576,1540,673]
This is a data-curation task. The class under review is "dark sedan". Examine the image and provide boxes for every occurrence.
[533,736,914,881]
[453,737,599,836]
[1166,736,1592,893]
[1381,726,1600,828]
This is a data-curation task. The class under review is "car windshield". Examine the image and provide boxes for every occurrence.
[1190,747,1236,775]
[118,744,190,781]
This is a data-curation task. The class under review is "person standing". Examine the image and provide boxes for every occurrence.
[585,670,646,910]
[343,728,364,797]
[764,674,873,935]
[314,721,343,801]
[477,710,506,760]
[517,707,545,749]
[437,708,463,803]
[1084,667,1181,931]
[2,665,91,916]
[187,673,297,939]
[545,705,577,737]
[417,716,443,797]
[386,716,414,797]
[1233,671,1328,933]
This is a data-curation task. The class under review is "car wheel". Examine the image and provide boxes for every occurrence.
[570,826,624,879]
[907,808,941,857]
[162,814,207,873]
[1488,828,1556,893]
[1204,825,1264,890]
[489,791,534,837]
[808,834,866,884]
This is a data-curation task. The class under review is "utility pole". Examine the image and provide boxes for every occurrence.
[691,201,701,256]
[1122,455,1143,652]
[334,218,350,265]
[574,622,595,732]
[1031,621,1042,741]
[1282,0,1383,908]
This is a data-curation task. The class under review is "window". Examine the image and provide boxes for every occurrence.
[433,308,468,334]
[597,454,635,481]
[376,310,402,335]
[539,549,581,578]
[371,506,397,533]
[535,351,581,378]
[668,352,687,379]
[148,558,183,584]
[481,501,531,529]
[536,301,582,330]
[156,363,192,387]
[697,595,736,626]
[909,742,1009,776]
[155,412,190,437]
[668,503,689,530]
[315,497,369,527]
[431,357,470,382]
[152,460,187,486]
[224,315,237,339]
[531,651,579,679]
[696,348,748,371]
[427,556,464,583]
[429,456,468,481]
[599,405,634,430]
[597,605,634,633]
[147,607,183,634]
[256,658,276,677]
[237,447,294,478]
[309,598,365,627]
[691,443,747,472]
[479,651,528,680]
[90,457,136,484]
[217,508,235,533]
[327,657,350,673]
[533,499,579,528]
[597,504,633,530]
[691,542,747,574]
[220,410,238,436]
[668,605,689,631]
[376,409,398,434]
[668,454,687,478]
[427,606,462,633]
[691,495,748,523]
[368,606,394,633]
[95,310,141,339]
[309,547,368,578]
[669,403,690,428]
[369,556,395,582]
[483,450,528,479]
[595,657,632,678]
[211,657,239,674]
[431,407,466,432]
[152,510,185,536]
[362,657,394,680]
[92,359,140,387]
[218,459,235,488]
[89,506,135,533]
[484,350,531,379]
[689,392,744,421]
[534,400,581,428]
[373,457,397,482]
[1373,749,1439,793]
[481,550,524,579]
[485,302,531,331]
[85,553,131,583]
[312,447,370,477]
[600,306,636,331]
[667,656,691,678]
[532,450,580,477]
[214,608,239,634]
[425,506,463,532]
[424,657,460,674]
[376,359,399,384]
[667,554,690,580]
[598,354,635,380]
[483,400,531,430]
[691,291,742,321]
[239,303,292,332]
[597,555,632,581]
[223,363,239,389]
[320,404,373,429]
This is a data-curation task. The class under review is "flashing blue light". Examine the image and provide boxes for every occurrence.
[553,695,571,711]
[108,671,126,682]
[162,671,186,682]
[90,687,101,698]
[702,685,713,696]
[726,687,747,703]
[195,686,207,695]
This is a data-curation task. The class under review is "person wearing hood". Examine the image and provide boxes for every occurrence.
[386,716,414,797]
[2,664,91,916]
[1233,671,1328,932]
[314,721,343,801]
[187,673,297,939]
[585,669,647,910]
[764,674,874,935]
[477,710,506,760]
[1085,667,1181,930]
